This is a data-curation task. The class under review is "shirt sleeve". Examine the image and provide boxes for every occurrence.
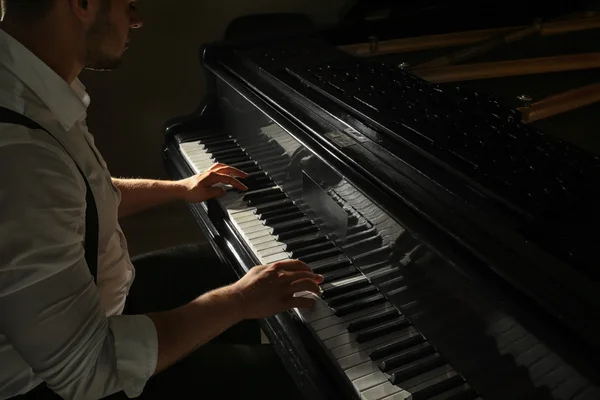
[0,138,158,399]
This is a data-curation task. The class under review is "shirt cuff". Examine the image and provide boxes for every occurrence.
[108,314,158,398]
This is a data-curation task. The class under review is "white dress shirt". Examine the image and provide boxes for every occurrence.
[0,29,157,399]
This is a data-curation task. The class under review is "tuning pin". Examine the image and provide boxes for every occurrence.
[368,35,379,54]
[517,94,533,107]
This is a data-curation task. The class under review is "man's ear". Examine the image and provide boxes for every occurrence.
[67,0,98,24]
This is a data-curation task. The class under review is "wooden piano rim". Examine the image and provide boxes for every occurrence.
[518,82,600,123]
[339,15,600,56]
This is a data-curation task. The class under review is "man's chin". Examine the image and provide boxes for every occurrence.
[84,58,123,71]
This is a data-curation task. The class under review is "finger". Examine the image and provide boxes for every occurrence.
[205,172,248,191]
[287,297,317,310]
[272,259,313,273]
[209,163,227,170]
[287,279,322,296]
[278,270,323,284]
[213,165,249,179]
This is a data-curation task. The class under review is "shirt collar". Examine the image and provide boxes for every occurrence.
[0,29,90,131]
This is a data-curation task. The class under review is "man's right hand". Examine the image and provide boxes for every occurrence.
[232,260,324,320]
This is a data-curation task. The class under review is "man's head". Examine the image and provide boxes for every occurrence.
[1,0,143,72]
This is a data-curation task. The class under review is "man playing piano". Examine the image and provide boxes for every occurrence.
[0,1,323,399]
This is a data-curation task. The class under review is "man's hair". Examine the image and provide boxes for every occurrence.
[1,0,55,21]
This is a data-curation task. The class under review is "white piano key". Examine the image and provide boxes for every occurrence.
[354,371,391,392]
[380,392,412,400]
[296,304,335,322]
[345,360,381,381]
[253,241,286,253]
[320,274,368,291]
[261,252,290,265]
[317,323,351,341]
[325,332,357,350]
[237,219,265,229]
[246,228,275,241]
[339,350,373,370]
[234,214,261,224]
[360,382,408,400]
[259,245,289,258]
[250,235,280,246]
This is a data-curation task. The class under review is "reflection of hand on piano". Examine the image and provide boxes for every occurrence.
[179,163,249,203]
[231,259,324,320]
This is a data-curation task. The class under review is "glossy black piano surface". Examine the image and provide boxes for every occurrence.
[162,7,600,400]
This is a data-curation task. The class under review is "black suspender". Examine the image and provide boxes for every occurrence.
[0,106,98,283]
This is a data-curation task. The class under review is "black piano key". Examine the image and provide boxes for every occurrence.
[254,198,293,214]
[247,192,287,207]
[342,235,382,253]
[310,257,352,275]
[264,210,305,226]
[354,244,393,264]
[285,233,328,252]
[245,176,273,189]
[409,370,464,399]
[277,225,319,241]
[270,217,312,234]
[348,223,370,235]
[327,285,379,308]
[356,317,411,343]
[370,331,426,360]
[214,154,249,165]
[369,267,404,286]
[299,247,342,264]
[427,383,479,400]
[379,275,406,290]
[388,353,446,385]
[348,308,401,333]
[262,158,290,169]
[243,187,281,202]
[360,261,391,273]
[291,241,336,258]
[245,169,265,177]
[259,205,301,220]
[334,292,386,317]
[321,277,368,298]
[230,160,257,169]
[249,147,282,158]
[210,147,243,158]
[199,135,231,145]
[379,342,436,372]
[322,266,359,285]
[249,181,274,191]
[345,227,379,243]
[205,141,239,153]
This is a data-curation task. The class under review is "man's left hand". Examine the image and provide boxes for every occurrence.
[179,163,249,203]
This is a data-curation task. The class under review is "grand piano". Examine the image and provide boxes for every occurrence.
[162,1,600,399]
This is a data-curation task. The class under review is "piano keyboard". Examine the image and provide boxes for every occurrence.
[179,133,482,400]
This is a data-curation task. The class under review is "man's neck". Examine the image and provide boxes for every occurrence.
[0,19,83,84]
